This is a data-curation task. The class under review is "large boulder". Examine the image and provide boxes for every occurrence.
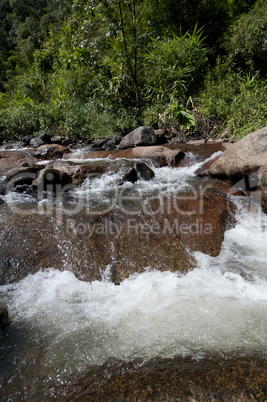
[32,144,69,160]
[118,126,157,149]
[209,126,267,212]
[209,126,267,180]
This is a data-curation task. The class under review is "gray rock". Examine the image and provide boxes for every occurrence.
[112,135,122,145]
[50,136,63,145]
[22,135,33,146]
[32,144,69,160]
[38,132,52,144]
[5,166,41,193]
[136,161,155,180]
[61,138,74,146]
[30,138,45,148]
[123,167,138,183]
[118,126,158,149]
[103,140,117,150]
[91,139,108,150]
[209,126,267,180]
[32,167,73,193]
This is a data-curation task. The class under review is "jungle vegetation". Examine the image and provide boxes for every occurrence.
[0,0,266,141]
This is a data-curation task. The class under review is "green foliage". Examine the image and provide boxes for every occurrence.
[0,0,266,142]
[225,0,267,74]
[143,26,208,103]
[200,60,267,138]
[0,93,40,139]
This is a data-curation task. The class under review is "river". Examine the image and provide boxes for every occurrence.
[0,147,266,400]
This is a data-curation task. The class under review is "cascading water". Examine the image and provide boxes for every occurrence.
[0,150,266,400]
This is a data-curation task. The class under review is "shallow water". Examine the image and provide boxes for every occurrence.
[0,152,266,400]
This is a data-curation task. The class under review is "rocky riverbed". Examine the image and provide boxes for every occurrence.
[0,126,266,400]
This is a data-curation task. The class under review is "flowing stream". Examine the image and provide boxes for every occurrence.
[0,150,266,400]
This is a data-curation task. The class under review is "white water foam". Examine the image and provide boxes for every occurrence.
[0,199,266,382]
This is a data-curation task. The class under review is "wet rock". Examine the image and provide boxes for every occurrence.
[38,132,52,144]
[0,211,69,285]
[118,126,158,149]
[32,144,69,160]
[2,142,23,150]
[31,167,73,192]
[30,137,45,148]
[61,138,74,146]
[131,146,185,166]
[0,197,4,205]
[123,167,138,183]
[91,139,108,151]
[55,355,267,402]
[6,166,41,181]
[103,140,117,150]
[0,180,7,195]
[0,150,38,176]
[155,128,168,144]
[112,135,122,145]
[195,154,222,177]
[262,191,267,214]
[5,166,41,192]
[209,126,267,180]
[22,135,33,146]
[0,168,236,285]
[78,145,186,167]
[50,136,64,145]
[0,307,8,330]
[50,160,110,184]
[186,139,206,145]
[136,161,155,180]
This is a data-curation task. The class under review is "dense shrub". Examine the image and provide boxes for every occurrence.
[225,0,267,74]
[200,61,267,138]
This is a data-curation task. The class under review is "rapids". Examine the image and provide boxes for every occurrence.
[0,150,266,400]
